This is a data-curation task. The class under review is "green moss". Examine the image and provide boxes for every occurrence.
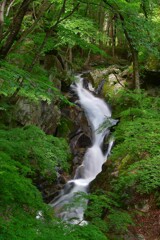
[57,116,75,138]
[102,80,115,99]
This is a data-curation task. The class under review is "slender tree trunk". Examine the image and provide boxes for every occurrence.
[11,0,51,51]
[102,0,140,89]
[0,0,6,39]
[98,1,105,31]
[125,34,140,89]
[119,15,140,89]
[132,50,140,89]
[27,31,49,72]
[84,49,91,66]
[69,47,72,63]
[111,19,115,57]
[107,13,113,47]
[0,0,32,58]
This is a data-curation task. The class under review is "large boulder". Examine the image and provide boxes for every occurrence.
[89,65,128,98]
[14,98,61,134]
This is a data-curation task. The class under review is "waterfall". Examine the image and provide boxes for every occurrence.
[50,74,115,224]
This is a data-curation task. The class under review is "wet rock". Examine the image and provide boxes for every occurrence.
[89,65,122,84]
[121,68,130,78]
[14,98,61,134]
[96,79,106,94]
[108,73,117,84]
[90,159,115,192]
[88,65,128,97]
[56,99,92,179]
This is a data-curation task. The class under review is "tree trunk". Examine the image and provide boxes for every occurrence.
[11,0,51,51]
[69,47,72,63]
[102,1,141,89]
[84,49,91,67]
[132,50,140,89]
[125,36,140,89]
[0,0,32,58]
[120,15,140,89]
[111,19,115,57]
[0,0,6,39]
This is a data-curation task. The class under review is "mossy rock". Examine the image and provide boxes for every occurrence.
[89,69,109,88]
[102,81,115,99]
[118,154,133,171]
[57,116,75,138]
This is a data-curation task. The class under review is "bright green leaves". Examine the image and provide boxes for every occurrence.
[0,151,47,240]
[107,210,133,233]
[56,15,107,54]
[114,156,160,195]
[0,126,109,240]
[85,191,133,234]
[0,125,70,179]
[109,90,160,200]
[130,156,160,194]
[0,60,64,103]
[67,224,109,240]
[0,152,42,207]
[0,125,71,239]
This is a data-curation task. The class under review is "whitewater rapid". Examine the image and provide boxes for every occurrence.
[50,74,114,224]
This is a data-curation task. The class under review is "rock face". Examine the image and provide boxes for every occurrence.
[58,102,92,176]
[15,98,61,134]
[89,65,132,97]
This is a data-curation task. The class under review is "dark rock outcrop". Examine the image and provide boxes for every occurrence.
[14,98,61,134]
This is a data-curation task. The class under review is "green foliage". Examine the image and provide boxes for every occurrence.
[0,149,52,239]
[0,152,42,207]
[114,156,160,195]
[0,125,70,179]
[0,125,75,240]
[107,210,133,233]
[0,0,160,238]
[87,89,160,236]
[55,15,107,55]
[0,124,70,237]
[67,224,109,240]
[0,60,66,103]
[107,90,160,202]
[58,116,74,138]
[1,209,108,240]
[84,192,133,234]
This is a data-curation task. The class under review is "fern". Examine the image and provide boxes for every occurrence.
[107,90,160,206]
[0,125,70,179]
[0,60,71,104]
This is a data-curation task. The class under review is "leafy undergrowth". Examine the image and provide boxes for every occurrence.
[88,90,160,239]
[110,90,160,199]
[110,90,160,237]
[0,125,109,239]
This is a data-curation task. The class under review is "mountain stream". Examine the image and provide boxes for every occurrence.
[50,74,116,224]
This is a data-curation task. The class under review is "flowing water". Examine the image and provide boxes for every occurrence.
[50,74,115,224]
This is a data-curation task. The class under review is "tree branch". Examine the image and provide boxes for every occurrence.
[0,0,32,58]
[6,0,15,16]
[10,1,53,51]
[113,73,126,88]
[53,3,80,28]
[0,0,7,39]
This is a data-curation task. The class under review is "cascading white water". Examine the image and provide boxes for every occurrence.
[50,74,114,224]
